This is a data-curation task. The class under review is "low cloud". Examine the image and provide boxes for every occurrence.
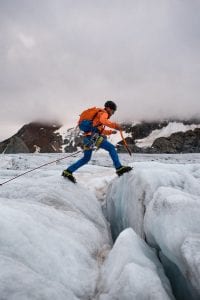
[0,0,200,140]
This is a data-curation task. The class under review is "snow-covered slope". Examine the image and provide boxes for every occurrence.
[2,120,200,154]
[136,122,200,148]
[57,125,131,152]
[58,120,200,154]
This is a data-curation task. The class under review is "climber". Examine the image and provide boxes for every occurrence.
[62,100,132,183]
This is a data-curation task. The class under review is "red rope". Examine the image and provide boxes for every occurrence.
[0,150,82,186]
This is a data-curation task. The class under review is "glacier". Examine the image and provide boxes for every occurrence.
[0,153,200,299]
[106,160,200,299]
[0,154,110,299]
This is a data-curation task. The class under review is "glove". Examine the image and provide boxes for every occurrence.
[112,130,117,134]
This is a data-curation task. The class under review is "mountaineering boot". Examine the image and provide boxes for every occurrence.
[116,166,133,176]
[62,169,76,183]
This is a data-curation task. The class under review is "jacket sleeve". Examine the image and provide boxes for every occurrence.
[99,112,118,129]
[101,129,114,135]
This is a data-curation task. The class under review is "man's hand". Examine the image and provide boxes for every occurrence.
[112,130,118,134]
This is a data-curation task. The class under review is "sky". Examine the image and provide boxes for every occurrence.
[1,0,200,141]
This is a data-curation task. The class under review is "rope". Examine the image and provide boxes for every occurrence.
[0,150,82,186]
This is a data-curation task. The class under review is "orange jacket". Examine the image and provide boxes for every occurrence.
[88,109,118,135]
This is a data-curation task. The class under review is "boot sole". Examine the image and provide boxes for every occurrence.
[117,167,133,176]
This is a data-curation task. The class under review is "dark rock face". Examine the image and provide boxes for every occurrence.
[0,136,30,154]
[1,120,200,154]
[152,128,200,153]
[117,121,168,153]
[118,121,200,154]
[152,135,184,154]
[0,122,63,153]
[124,121,168,140]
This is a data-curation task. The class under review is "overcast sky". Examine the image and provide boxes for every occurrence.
[1,0,200,141]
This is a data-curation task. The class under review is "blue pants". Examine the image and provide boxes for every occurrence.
[67,136,122,173]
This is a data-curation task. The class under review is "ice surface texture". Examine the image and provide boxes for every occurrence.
[0,154,110,300]
[106,161,200,299]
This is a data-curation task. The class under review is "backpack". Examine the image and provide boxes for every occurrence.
[78,107,102,133]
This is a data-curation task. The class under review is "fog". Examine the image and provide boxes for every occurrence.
[1,0,200,140]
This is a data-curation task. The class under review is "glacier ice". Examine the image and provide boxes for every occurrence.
[98,228,175,300]
[106,161,200,299]
[0,155,111,299]
[1,154,200,299]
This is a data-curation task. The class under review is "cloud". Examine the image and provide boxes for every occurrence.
[18,33,36,49]
[0,0,200,140]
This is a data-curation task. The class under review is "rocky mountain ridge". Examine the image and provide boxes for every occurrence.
[0,122,63,154]
[117,120,200,154]
[0,119,200,154]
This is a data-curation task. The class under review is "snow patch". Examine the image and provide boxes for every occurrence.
[136,122,200,148]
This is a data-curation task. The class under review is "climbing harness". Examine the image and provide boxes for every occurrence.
[83,133,104,151]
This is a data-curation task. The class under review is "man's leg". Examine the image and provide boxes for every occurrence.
[67,149,92,173]
[62,149,92,182]
[62,133,93,183]
[99,138,122,169]
[99,138,133,175]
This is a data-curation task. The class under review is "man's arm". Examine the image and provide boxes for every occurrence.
[99,112,121,130]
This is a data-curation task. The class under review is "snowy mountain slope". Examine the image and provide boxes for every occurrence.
[57,125,131,153]
[135,122,200,148]
[59,120,200,154]
[1,120,200,154]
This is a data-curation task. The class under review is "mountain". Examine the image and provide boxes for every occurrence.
[0,122,63,154]
[117,120,200,154]
[1,119,200,154]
